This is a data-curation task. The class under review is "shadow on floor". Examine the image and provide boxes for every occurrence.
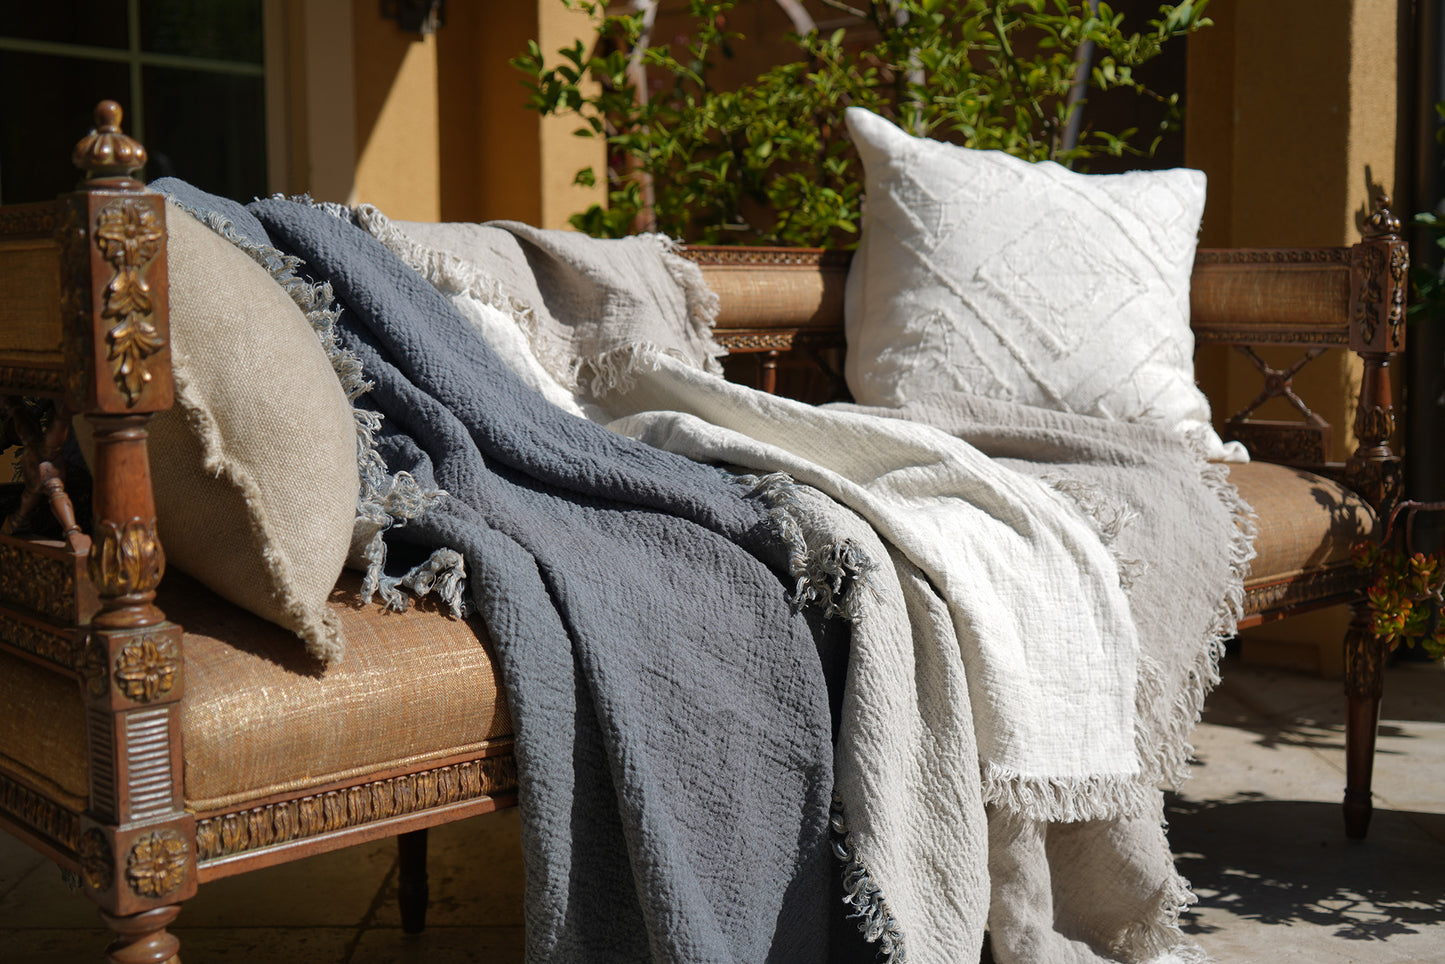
[1167,794,1445,943]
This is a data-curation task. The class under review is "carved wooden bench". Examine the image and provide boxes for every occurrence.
[0,105,1406,961]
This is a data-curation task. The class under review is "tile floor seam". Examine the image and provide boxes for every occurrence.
[341,850,400,962]
[0,857,46,906]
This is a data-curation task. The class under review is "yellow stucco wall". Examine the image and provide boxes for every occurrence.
[265,1,603,226]
[1187,0,1400,462]
[353,7,443,221]
[1186,0,1404,675]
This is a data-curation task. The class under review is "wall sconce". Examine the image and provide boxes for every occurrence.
[381,0,445,36]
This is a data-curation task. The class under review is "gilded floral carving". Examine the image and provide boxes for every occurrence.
[0,201,61,239]
[1355,405,1397,447]
[1195,248,1349,265]
[94,199,163,406]
[79,828,114,891]
[113,635,179,702]
[1388,245,1408,337]
[89,518,164,598]
[1354,246,1387,346]
[0,611,84,670]
[0,771,81,852]
[194,756,519,860]
[1345,618,1387,700]
[0,543,77,622]
[80,638,111,697]
[125,829,188,898]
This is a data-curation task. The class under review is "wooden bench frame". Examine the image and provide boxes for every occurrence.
[0,105,1408,961]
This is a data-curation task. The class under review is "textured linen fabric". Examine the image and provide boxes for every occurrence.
[77,201,360,661]
[890,391,1252,964]
[234,195,850,964]
[374,216,1250,961]
[0,648,88,811]
[1227,461,1374,578]
[371,210,725,398]
[160,572,512,812]
[843,107,1246,463]
[607,363,1250,963]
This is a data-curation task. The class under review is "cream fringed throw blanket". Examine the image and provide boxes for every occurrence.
[364,209,1253,964]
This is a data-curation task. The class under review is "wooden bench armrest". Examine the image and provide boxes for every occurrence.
[0,102,195,919]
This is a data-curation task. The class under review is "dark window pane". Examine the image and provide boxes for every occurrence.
[0,52,131,204]
[4,1,127,49]
[143,65,266,201]
[140,0,264,64]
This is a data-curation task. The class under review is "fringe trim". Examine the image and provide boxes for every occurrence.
[1106,859,1213,964]
[353,205,726,402]
[739,472,879,621]
[163,195,461,624]
[980,763,1156,823]
[644,232,727,378]
[830,795,907,962]
[1141,429,1258,789]
[1043,475,1146,590]
[1042,428,1258,792]
[165,364,348,662]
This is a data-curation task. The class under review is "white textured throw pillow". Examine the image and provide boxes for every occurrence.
[844,107,1244,461]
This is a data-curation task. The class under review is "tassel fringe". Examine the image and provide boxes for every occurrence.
[739,471,879,621]
[831,795,907,962]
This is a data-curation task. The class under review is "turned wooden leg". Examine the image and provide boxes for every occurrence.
[1343,601,1387,839]
[100,905,181,964]
[398,828,430,934]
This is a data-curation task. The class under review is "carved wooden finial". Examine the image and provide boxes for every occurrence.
[1362,193,1402,240]
[72,100,148,181]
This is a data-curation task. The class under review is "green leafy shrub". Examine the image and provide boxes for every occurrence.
[514,0,1210,245]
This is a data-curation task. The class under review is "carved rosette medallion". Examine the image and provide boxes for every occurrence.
[125,829,188,898]
[79,828,114,891]
[89,518,164,598]
[113,634,179,702]
[94,199,163,406]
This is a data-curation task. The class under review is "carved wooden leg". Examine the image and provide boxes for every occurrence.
[398,828,429,934]
[1343,601,1386,839]
[100,905,181,964]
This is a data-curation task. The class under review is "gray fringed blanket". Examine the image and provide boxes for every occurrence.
[160,183,861,963]
[364,211,1254,964]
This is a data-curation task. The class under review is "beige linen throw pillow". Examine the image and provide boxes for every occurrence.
[843,107,1246,462]
[81,203,359,661]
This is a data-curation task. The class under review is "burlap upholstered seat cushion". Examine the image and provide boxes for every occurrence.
[1226,460,1376,594]
[0,574,511,815]
[0,463,1368,821]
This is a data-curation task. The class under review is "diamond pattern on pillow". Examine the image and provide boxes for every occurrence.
[843,107,1245,461]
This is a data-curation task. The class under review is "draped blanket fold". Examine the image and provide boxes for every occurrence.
[368,212,1253,964]
[162,184,856,963]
